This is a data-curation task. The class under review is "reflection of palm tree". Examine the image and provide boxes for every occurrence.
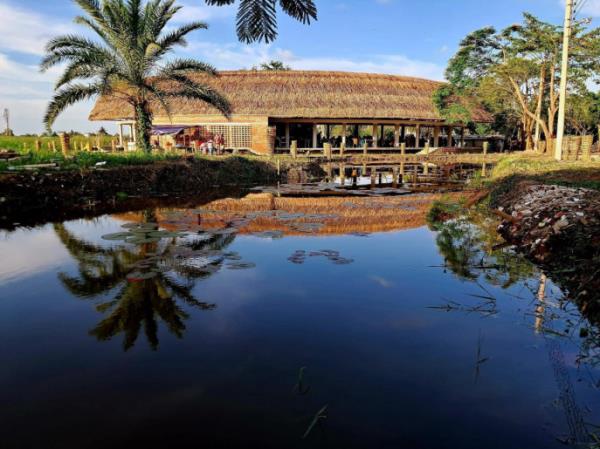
[54,218,234,350]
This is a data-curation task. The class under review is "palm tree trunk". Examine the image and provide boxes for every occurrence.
[135,102,153,153]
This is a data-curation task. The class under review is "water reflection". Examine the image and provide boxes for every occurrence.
[4,190,600,448]
[430,210,535,288]
[54,211,241,350]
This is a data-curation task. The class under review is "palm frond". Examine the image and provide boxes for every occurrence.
[159,58,217,77]
[236,0,278,44]
[279,0,317,24]
[167,75,231,117]
[44,83,106,129]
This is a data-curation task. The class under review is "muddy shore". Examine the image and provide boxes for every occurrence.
[0,157,324,228]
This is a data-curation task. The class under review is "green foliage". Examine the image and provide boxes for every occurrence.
[205,0,317,43]
[256,60,291,70]
[40,0,231,152]
[438,12,600,142]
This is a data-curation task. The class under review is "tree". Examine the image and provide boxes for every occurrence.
[41,0,231,152]
[566,91,600,135]
[205,0,317,43]
[437,13,600,150]
[255,60,291,70]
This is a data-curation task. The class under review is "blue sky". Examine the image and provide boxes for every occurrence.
[0,0,592,134]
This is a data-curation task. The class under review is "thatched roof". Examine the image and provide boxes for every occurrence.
[89,70,491,123]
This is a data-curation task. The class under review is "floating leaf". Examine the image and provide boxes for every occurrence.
[101,232,133,241]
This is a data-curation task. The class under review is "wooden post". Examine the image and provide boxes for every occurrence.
[290,140,298,159]
[51,140,57,152]
[35,139,41,152]
[363,142,368,157]
[433,127,440,147]
[372,124,378,148]
[111,138,117,152]
[582,135,593,161]
[482,142,488,177]
[96,135,101,151]
[401,142,406,158]
[394,125,400,148]
[370,170,376,189]
[312,124,318,149]
[413,164,418,184]
[285,123,290,149]
[392,167,399,188]
[340,164,346,186]
[460,127,465,147]
[59,132,70,156]
[341,124,347,146]
[447,127,453,147]
[339,142,346,158]
[324,143,332,160]
[276,158,281,176]
[425,141,430,156]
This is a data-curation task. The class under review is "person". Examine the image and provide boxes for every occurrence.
[214,133,224,154]
[207,139,214,156]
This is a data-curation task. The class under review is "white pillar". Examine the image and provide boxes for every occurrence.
[341,124,347,145]
[415,124,421,148]
[118,123,124,146]
[312,124,318,148]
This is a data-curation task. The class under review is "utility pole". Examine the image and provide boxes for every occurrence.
[2,108,8,136]
[555,0,574,161]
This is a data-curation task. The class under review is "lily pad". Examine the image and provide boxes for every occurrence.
[226,262,256,270]
[101,232,133,241]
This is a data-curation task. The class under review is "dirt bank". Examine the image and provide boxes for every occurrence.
[491,176,600,306]
[0,157,324,228]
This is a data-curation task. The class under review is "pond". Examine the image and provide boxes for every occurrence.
[1,186,599,449]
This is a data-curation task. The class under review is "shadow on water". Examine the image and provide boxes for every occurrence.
[54,209,244,350]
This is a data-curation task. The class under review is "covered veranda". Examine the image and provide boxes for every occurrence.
[273,119,466,154]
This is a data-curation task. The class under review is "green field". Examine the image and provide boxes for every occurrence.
[0,135,115,152]
[0,135,187,171]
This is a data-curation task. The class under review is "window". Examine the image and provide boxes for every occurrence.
[198,125,252,149]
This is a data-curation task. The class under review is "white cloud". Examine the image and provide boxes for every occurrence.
[185,42,445,80]
[0,3,73,56]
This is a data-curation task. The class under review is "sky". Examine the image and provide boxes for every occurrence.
[0,0,595,134]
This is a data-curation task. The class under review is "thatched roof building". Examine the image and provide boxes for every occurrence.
[90,70,491,154]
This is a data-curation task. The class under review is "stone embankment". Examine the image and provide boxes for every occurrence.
[493,180,600,304]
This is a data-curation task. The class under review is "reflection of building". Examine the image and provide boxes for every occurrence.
[90,71,491,154]
[117,192,478,236]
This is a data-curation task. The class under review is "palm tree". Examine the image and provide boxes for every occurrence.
[205,0,317,43]
[40,0,231,152]
[259,60,291,71]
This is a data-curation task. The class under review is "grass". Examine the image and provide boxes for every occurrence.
[0,136,317,172]
[0,148,186,171]
[489,153,600,190]
[0,135,114,152]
